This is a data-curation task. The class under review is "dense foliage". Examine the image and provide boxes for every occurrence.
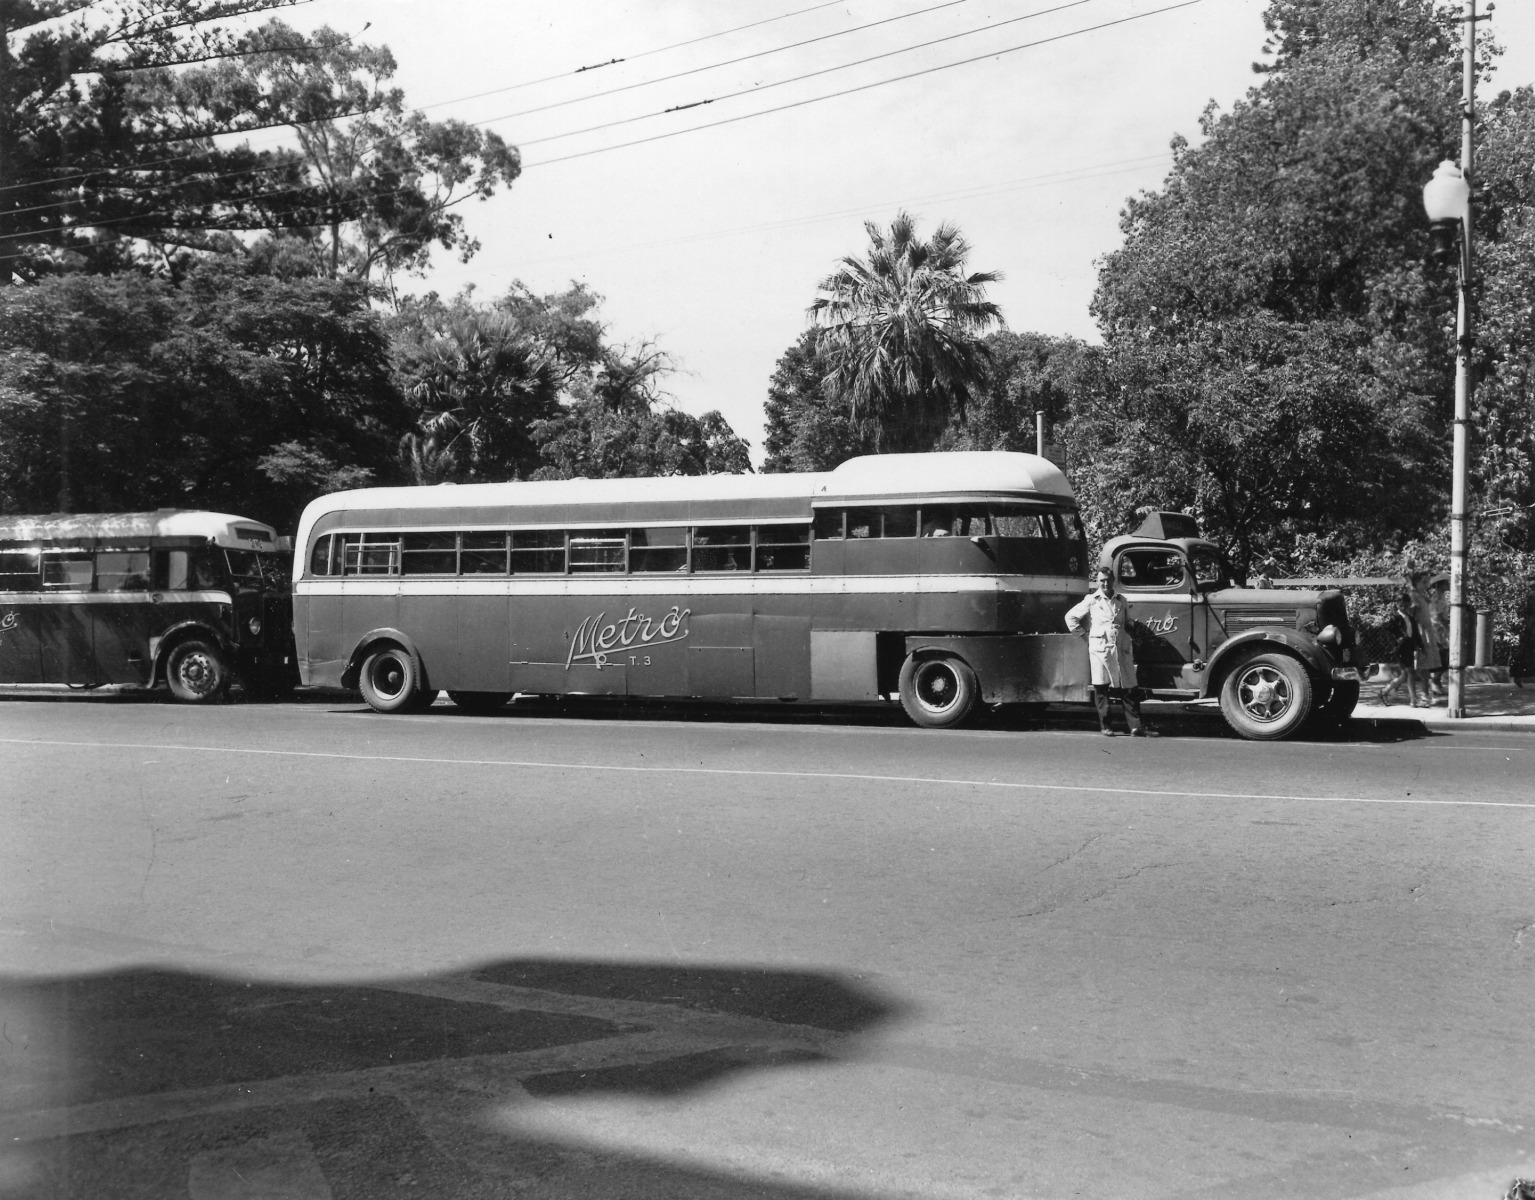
[0,1,750,532]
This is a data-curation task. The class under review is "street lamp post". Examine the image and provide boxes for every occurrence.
[1421,0,1477,720]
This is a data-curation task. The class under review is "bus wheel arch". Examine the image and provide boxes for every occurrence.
[352,634,436,714]
[163,635,231,703]
[898,651,979,729]
[1217,649,1315,740]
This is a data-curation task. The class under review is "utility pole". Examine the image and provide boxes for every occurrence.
[1446,0,1477,719]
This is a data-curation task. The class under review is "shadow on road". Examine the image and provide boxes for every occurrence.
[1,959,903,1199]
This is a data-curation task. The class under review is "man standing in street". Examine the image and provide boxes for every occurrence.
[1066,566,1158,737]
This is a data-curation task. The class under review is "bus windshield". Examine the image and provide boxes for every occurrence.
[224,549,288,588]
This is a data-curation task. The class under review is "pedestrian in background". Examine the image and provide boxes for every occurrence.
[1408,571,1444,703]
[1066,567,1158,737]
[1380,590,1422,707]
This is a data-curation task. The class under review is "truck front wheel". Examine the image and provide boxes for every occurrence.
[1218,652,1314,741]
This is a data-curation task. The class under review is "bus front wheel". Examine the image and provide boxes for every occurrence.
[899,654,978,729]
[359,646,424,714]
[165,639,229,703]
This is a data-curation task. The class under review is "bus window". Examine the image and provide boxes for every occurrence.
[308,536,333,577]
[42,552,92,590]
[755,525,810,571]
[847,514,875,540]
[693,526,750,571]
[96,550,151,592]
[462,532,509,574]
[631,527,688,573]
[569,532,626,573]
[342,533,399,576]
[920,507,955,537]
[400,532,458,575]
[0,550,40,591]
[812,509,844,540]
[879,507,919,538]
[990,508,1048,538]
[510,530,564,574]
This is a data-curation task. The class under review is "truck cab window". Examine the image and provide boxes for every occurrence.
[1116,549,1186,590]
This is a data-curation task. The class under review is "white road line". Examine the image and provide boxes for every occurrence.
[3,738,1531,809]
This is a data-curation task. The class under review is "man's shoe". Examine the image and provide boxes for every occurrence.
[1130,727,1161,738]
[1100,728,1116,736]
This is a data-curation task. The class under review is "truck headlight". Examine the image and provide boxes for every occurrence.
[247,617,263,636]
[1316,624,1341,647]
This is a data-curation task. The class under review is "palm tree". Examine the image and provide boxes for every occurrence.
[809,212,1002,452]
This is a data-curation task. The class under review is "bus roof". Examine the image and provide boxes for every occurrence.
[295,452,1075,543]
[0,510,278,550]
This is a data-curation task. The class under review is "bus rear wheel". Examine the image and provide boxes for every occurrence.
[899,654,978,729]
[359,646,425,714]
[165,639,229,703]
[448,691,513,714]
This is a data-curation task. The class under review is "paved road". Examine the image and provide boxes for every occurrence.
[1,696,1532,1199]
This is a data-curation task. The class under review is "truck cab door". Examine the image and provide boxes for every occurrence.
[1113,546,1197,691]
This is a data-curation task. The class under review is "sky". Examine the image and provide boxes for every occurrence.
[279,0,1535,463]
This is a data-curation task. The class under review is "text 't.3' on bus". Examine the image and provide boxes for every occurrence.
[291,452,1094,726]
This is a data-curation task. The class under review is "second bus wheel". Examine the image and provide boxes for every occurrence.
[359,646,425,714]
[165,639,230,703]
[899,653,979,729]
[448,691,513,714]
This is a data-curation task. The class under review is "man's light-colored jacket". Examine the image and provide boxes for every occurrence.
[1065,589,1138,688]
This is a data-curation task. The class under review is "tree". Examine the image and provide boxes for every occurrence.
[808,211,1002,453]
[1080,0,1472,569]
[0,259,407,528]
[389,284,752,484]
[0,3,518,281]
[185,20,520,280]
[761,330,875,472]
[389,295,561,483]
[937,331,1099,456]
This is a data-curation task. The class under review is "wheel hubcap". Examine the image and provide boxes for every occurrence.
[374,660,406,698]
[917,664,957,712]
[180,654,215,693]
[1238,666,1291,721]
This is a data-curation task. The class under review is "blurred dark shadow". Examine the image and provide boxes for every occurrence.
[0,959,903,1199]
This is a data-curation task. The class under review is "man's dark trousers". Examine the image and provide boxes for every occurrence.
[1093,684,1143,733]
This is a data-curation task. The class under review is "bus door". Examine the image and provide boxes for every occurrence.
[1112,546,1198,690]
[0,549,42,682]
[92,549,154,684]
[37,550,95,683]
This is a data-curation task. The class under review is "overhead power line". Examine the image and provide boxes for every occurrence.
[0,2,1202,243]
[510,0,1097,150]
[525,0,1202,168]
[414,0,852,110]
[478,0,985,126]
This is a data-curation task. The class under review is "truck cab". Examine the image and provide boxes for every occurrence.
[1102,512,1360,739]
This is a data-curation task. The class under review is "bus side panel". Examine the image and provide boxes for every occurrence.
[454,594,512,692]
[509,597,628,696]
[0,599,42,682]
[93,598,154,685]
[810,630,879,700]
[688,610,754,697]
[752,613,811,700]
[296,590,346,687]
[340,592,399,676]
[37,600,94,683]
[904,633,1092,704]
